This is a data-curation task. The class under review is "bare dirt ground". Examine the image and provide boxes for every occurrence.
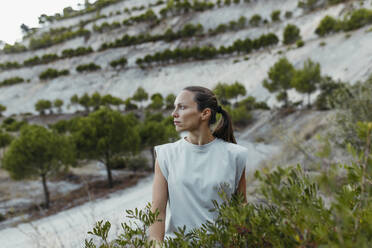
[0,162,152,230]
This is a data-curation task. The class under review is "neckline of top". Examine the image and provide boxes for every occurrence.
[181,136,219,151]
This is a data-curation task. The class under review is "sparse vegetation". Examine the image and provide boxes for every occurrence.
[0,77,24,87]
[2,42,27,54]
[38,0,122,23]
[76,63,101,73]
[0,61,21,70]
[283,24,301,45]
[39,68,69,80]
[271,10,281,22]
[315,9,372,37]
[35,99,52,115]
[110,57,128,68]
[62,47,93,58]
[29,28,91,50]
[249,14,262,27]
[136,33,279,68]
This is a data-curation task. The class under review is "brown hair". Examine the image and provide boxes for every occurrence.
[183,86,236,144]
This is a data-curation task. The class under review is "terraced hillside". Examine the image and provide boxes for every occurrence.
[0,0,371,115]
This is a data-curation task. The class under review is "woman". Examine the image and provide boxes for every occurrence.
[148,86,248,243]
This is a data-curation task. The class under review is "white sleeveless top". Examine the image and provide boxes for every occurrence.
[154,136,248,239]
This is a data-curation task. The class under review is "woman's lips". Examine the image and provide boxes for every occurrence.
[174,121,180,125]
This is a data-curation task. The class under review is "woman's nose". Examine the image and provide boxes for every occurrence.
[172,109,178,117]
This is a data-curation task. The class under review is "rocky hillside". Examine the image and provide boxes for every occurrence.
[0,0,371,115]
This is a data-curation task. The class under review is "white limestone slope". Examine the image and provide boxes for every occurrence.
[0,0,371,115]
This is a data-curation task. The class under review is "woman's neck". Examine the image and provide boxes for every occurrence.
[186,130,215,146]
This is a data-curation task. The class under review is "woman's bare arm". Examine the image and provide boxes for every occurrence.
[236,168,247,204]
[148,158,168,242]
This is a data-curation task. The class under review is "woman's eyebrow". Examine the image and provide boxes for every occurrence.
[174,102,185,107]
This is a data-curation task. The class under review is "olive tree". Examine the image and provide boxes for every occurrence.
[2,125,75,208]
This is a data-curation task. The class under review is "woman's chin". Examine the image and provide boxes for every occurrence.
[175,126,186,132]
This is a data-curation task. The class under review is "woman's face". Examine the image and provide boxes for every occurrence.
[172,90,203,132]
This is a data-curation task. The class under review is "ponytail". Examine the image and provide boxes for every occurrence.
[212,107,237,144]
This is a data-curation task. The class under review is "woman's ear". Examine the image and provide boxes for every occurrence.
[201,108,212,121]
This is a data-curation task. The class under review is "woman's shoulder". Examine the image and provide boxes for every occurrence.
[217,138,248,156]
[155,138,183,150]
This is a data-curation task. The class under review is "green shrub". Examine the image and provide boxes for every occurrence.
[2,117,28,131]
[3,117,16,125]
[62,46,93,58]
[283,24,301,45]
[39,68,69,80]
[236,96,270,110]
[296,40,305,47]
[298,0,320,11]
[315,8,372,36]
[4,120,27,132]
[49,119,71,134]
[38,0,120,23]
[0,77,24,87]
[271,10,281,22]
[23,56,41,66]
[3,42,27,54]
[110,57,128,68]
[315,15,340,36]
[327,74,372,150]
[137,33,278,68]
[314,76,347,110]
[343,8,372,31]
[249,14,262,27]
[76,63,101,72]
[93,21,121,33]
[41,53,59,63]
[226,105,253,127]
[35,99,52,115]
[29,28,91,50]
[0,61,21,70]
[328,0,347,4]
[285,11,293,19]
[124,98,138,111]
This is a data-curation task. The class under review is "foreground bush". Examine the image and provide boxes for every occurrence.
[85,121,372,246]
